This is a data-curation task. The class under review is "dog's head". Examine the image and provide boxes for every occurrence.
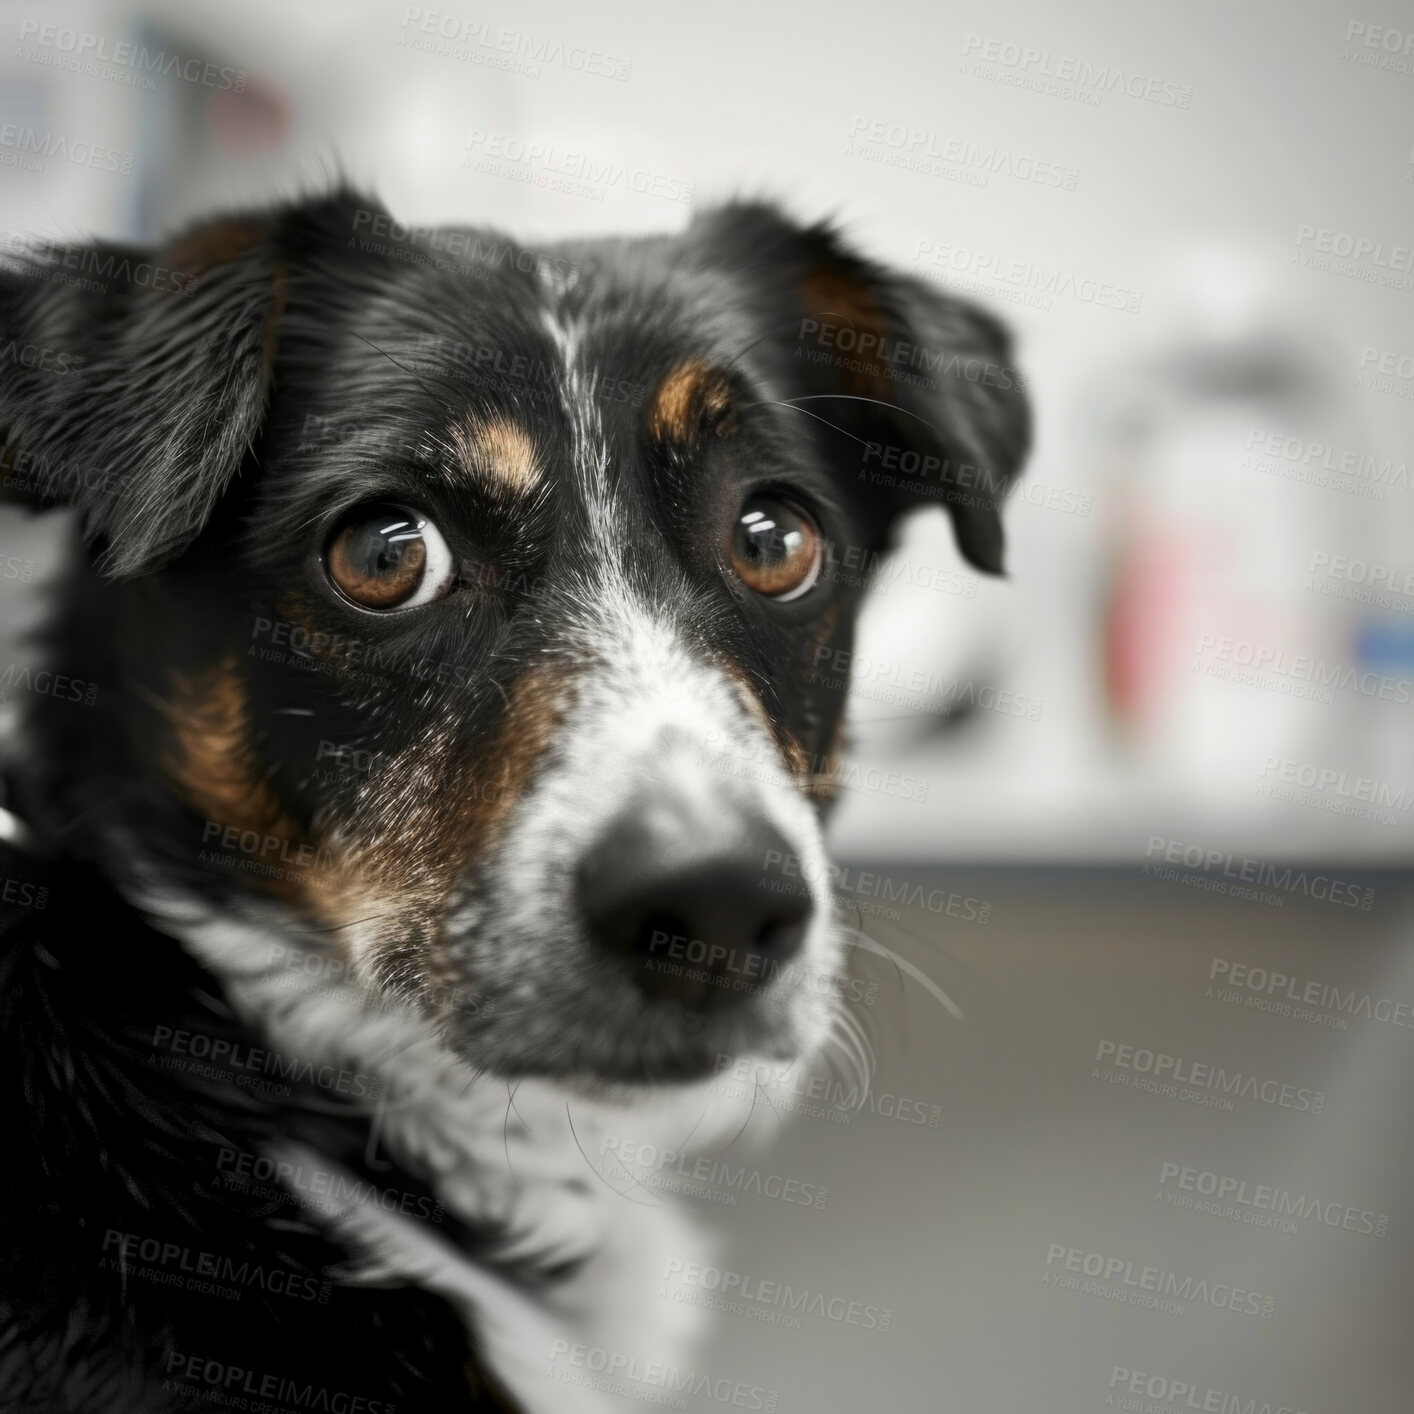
[0,191,1028,1086]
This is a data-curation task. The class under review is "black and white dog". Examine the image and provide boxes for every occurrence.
[0,191,1028,1412]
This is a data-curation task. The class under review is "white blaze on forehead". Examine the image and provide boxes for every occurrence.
[528,287,842,1055]
[537,301,627,563]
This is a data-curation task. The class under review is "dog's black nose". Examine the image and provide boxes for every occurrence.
[577,793,813,1007]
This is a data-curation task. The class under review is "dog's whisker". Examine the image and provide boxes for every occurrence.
[351,331,444,405]
[717,1080,760,1153]
[752,1079,785,1141]
[836,1005,877,1102]
[835,898,909,999]
[821,1007,868,1104]
[563,1102,661,1208]
[738,397,874,449]
[501,1082,519,1178]
[661,1087,716,1157]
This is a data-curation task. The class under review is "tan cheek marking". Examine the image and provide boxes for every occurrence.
[449,413,543,494]
[163,656,324,909]
[720,660,771,735]
[717,661,817,788]
[648,358,735,443]
[798,602,845,801]
[778,730,814,783]
[334,665,572,1000]
[805,715,846,806]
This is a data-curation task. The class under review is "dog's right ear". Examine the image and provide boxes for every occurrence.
[682,203,1030,575]
[0,212,291,578]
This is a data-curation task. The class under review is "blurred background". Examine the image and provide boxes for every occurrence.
[3,0,1413,1410]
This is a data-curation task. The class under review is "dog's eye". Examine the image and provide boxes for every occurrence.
[728,496,822,602]
[324,505,456,611]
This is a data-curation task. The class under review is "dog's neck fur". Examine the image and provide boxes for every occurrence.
[123,849,719,1413]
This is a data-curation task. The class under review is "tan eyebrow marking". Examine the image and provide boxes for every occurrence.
[647,358,735,443]
[447,413,543,493]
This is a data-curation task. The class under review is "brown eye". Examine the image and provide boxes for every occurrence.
[728,496,823,601]
[324,505,455,611]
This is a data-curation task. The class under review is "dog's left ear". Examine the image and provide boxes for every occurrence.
[684,203,1031,574]
[0,214,284,578]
